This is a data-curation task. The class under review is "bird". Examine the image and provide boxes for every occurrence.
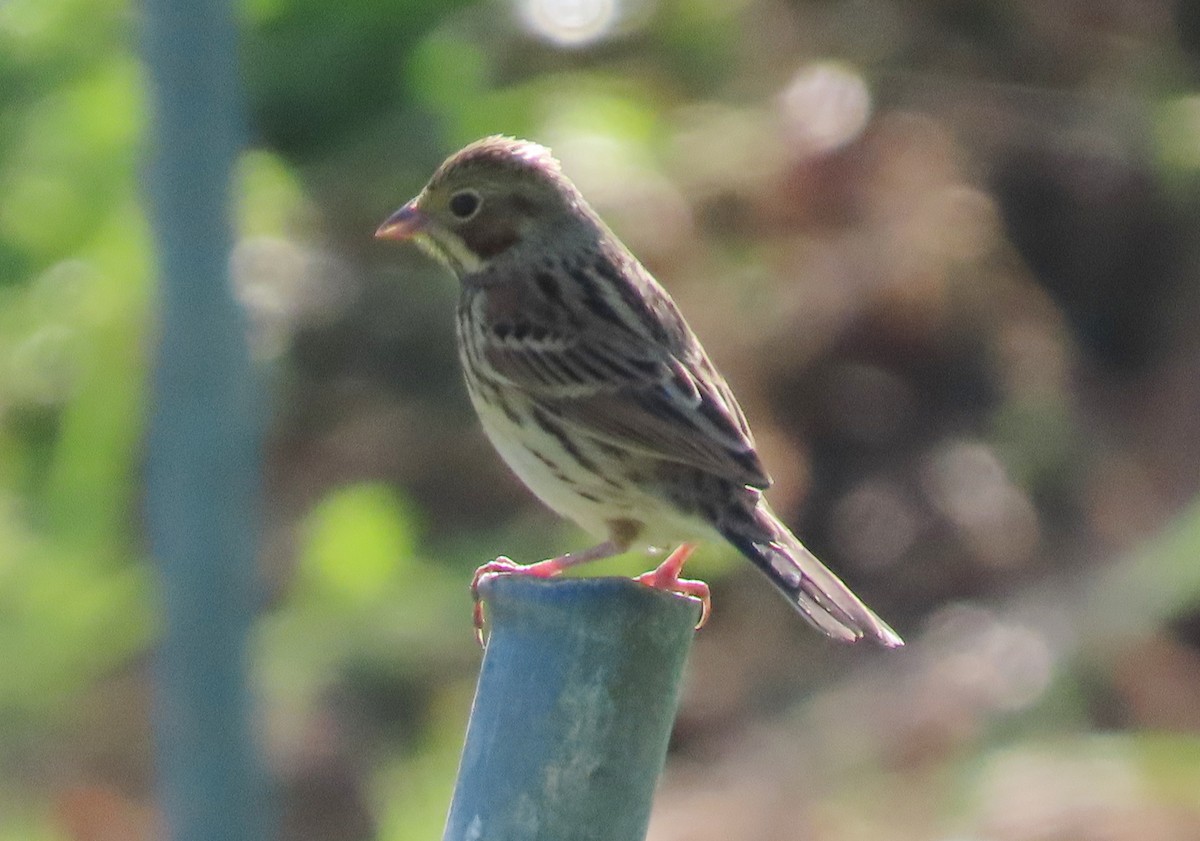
[375,136,902,647]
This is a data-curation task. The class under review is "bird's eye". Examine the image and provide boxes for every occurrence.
[449,190,481,220]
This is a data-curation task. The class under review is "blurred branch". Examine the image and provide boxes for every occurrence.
[792,498,1200,774]
[1084,498,1200,650]
[142,0,267,838]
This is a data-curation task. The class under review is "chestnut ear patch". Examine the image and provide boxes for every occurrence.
[460,214,520,259]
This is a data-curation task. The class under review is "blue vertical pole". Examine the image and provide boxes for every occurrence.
[141,0,266,838]
[445,577,700,841]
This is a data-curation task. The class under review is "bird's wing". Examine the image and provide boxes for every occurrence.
[477,302,772,490]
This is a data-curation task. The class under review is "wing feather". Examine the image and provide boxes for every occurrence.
[479,309,772,489]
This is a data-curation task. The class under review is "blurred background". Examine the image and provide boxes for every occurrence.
[3,0,1200,838]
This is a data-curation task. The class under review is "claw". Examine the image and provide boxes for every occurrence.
[633,568,711,629]
[633,543,711,629]
[470,556,563,646]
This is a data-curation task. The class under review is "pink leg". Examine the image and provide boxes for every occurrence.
[471,540,624,643]
[634,543,711,628]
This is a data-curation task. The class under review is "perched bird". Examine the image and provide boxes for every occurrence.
[376,136,902,647]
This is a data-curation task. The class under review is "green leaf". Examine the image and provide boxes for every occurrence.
[300,482,419,602]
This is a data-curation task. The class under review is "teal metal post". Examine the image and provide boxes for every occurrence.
[444,576,700,841]
[142,0,266,837]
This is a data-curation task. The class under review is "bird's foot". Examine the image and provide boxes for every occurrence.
[470,556,565,645]
[633,543,711,629]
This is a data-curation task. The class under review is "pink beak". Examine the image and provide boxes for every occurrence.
[375,201,427,240]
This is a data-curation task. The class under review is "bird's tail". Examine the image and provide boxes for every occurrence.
[721,506,903,647]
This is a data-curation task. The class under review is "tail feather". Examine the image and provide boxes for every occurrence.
[722,508,903,648]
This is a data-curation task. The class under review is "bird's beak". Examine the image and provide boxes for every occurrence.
[375,201,427,241]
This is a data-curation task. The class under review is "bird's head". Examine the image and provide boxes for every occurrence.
[375,136,590,277]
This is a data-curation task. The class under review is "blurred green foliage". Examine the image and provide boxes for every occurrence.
[0,0,150,734]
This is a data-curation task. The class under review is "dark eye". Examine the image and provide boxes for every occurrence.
[449,190,481,220]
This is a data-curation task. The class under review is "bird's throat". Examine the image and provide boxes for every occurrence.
[417,230,487,277]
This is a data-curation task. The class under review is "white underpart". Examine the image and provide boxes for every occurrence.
[471,384,721,550]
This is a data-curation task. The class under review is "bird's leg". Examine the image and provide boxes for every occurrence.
[471,540,624,643]
[634,542,711,628]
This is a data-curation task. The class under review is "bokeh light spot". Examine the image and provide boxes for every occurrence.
[779,62,872,157]
[923,441,1040,568]
[517,0,622,47]
[832,478,920,569]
